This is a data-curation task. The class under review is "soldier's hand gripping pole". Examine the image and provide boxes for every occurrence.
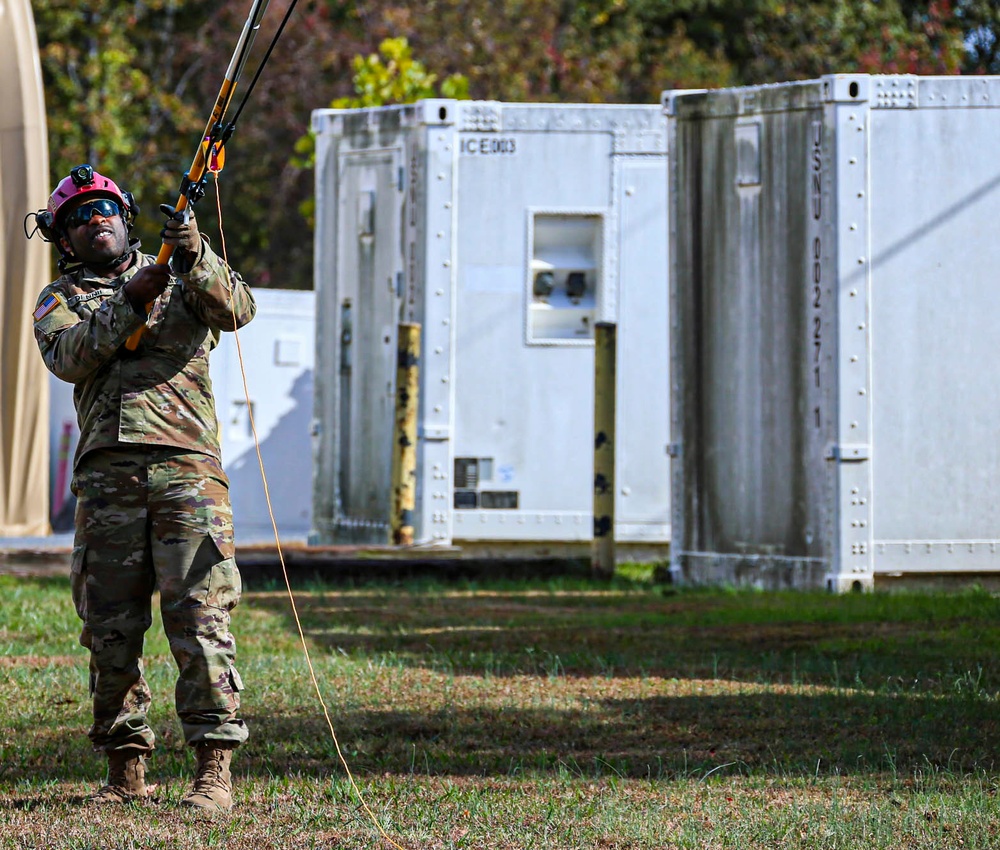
[124,0,270,351]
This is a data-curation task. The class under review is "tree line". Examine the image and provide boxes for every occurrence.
[31,0,1000,288]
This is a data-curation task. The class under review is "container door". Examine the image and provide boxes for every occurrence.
[670,90,832,586]
[334,149,405,541]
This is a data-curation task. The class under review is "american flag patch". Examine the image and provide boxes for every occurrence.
[32,294,59,322]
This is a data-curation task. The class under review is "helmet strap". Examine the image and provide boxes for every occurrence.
[58,238,142,275]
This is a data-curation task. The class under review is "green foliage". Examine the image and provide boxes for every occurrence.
[954,0,1000,72]
[333,36,469,107]
[293,36,469,226]
[32,1,205,251]
[28,0,997,289]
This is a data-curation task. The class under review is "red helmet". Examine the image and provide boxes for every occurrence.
[48,164,131,227]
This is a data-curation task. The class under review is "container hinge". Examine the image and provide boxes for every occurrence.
[826,443,870,462]
[419,425,450,442]
[666,442,682,458]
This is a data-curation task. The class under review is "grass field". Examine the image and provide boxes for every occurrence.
[2,568,1000,848]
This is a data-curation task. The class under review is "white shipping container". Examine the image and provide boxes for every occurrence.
[311,100,670,548]
[666,74,1000,591]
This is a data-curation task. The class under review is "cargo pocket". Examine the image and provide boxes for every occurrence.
[70,544,93,650]
[203,535,242,612]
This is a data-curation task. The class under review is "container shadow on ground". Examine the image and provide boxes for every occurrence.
[3,689,997,787]
[238,587,1000,780]
[6,578,999,787]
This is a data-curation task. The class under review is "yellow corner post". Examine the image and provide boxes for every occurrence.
[390,322,421,545]
[593,321,617,577]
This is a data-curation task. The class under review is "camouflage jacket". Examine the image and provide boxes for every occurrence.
[32,240,256,468]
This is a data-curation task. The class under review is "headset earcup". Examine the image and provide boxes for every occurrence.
[123,191,140,228]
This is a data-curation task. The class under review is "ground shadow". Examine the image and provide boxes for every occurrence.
[5,577,999,786]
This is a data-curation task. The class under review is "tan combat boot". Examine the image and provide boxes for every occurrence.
[181,743,235,810]
[87,750,148,804]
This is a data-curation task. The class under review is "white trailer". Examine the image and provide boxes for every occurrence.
[311,100,670,551]
[48,288,315,543]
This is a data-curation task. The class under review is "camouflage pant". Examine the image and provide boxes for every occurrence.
[71,447,249,754]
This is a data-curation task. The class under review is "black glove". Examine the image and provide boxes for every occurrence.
[159,203,201,259]
[123,264,171,313]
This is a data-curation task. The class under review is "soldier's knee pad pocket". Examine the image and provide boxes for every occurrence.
[198,535,242,611]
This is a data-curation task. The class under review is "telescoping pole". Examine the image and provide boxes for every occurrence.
[124,0,271,351]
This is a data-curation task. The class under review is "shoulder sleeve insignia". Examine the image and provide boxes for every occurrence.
[32,294,60,322]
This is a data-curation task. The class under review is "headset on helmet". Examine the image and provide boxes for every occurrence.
[24,164,140,269]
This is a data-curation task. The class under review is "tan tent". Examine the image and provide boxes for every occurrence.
[0,0,51,536]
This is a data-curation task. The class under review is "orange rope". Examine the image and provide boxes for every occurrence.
[211,174,408,850]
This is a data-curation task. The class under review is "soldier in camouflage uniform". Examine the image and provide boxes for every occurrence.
[30,165,255,810]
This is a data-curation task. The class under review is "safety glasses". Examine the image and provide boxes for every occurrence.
[64,199,122,229]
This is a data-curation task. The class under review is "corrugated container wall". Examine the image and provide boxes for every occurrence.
[666,75,1000,591]
[311,100,670,549]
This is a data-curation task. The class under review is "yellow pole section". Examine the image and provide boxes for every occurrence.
[390,323,421,545]
[123,78,236,351]
[593,321,617,577]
